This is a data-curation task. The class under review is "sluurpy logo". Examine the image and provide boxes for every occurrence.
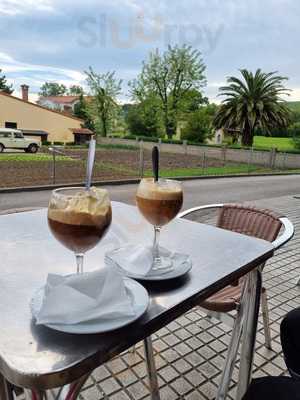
[76,0,238,54]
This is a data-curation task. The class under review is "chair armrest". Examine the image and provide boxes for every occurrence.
[178,204,224,219]
[272,217,294,250]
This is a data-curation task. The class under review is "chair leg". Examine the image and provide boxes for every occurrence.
[236,269,262,400]
[143,336,160,400]
[215,277,251,400]
[261,287,272,350]
[216,305,244,400]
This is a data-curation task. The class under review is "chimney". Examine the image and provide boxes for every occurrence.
[21,84,29,101]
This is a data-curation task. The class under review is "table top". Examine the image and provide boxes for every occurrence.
[0,202,274,389]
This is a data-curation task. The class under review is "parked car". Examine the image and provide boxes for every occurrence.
[0,128,39,153]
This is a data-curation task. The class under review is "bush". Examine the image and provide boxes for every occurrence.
[292,123,300,149]
[161,138,183,145]
[42,141,51,146]
[53,141,64,146]
[181,106,216,143]
[65,142,76,146]
[125,102,163,138]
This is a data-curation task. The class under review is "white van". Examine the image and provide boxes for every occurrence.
[0,128,39,153]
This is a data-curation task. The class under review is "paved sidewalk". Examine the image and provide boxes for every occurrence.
[60,194,298,400]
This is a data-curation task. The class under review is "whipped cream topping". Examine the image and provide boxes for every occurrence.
[136,178,182,201]
[48,187,111,226]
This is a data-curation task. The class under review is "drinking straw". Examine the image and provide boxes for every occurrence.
[85,138,96,191]
[152,146,159,182]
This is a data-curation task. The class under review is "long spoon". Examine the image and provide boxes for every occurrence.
[152,146,159,182]
[85,138,96,191]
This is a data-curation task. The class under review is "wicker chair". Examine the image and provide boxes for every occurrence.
[178,203,294,400]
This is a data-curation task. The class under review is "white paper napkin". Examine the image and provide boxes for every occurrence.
[35,267,135,325]
[106,244,190,276]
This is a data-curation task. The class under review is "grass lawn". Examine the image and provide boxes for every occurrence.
[253,136,295,151]
[0,153,71,162]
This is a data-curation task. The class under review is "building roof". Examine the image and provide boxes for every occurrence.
[0,91,83,122]
[70,128,94,135]
[39,96,80,104]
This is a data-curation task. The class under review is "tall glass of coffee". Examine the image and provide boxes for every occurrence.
[48,187,112,274]
[136,178,183,271]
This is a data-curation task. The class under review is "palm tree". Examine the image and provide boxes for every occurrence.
[213,69,291,146]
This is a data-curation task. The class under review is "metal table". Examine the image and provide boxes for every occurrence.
[0,202,274,400]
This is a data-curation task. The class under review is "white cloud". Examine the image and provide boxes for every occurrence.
[0,51,86,99]
[0,0,54,15]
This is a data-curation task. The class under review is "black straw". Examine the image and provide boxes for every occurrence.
[152,146,159,182]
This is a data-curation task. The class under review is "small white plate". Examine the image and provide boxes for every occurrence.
[114,259,192,281]
[31,278,149,334]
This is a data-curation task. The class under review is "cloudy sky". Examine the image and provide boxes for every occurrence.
[0,0,299,103]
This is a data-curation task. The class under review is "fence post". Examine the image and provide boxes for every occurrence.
[202,151,206,175]
[222,144,227,166]
[282,152,287,170]
[139,140,144,178]
[269,147,277,169]
[183,140,187,155]
[50,147,56,184]
[247,147,253,174]
[158,138,162,150]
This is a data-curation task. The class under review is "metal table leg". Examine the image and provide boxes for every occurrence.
[236,269,262,400]
[143,336,161,400]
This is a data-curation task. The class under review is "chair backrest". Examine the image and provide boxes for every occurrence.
[217,204,283,243]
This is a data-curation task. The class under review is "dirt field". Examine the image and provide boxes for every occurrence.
[0,147,246,188]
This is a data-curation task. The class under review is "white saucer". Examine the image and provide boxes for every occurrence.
[31,278,149,334]
[114,259,192,281]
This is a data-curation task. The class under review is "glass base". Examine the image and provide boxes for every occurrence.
[151,256,173,272]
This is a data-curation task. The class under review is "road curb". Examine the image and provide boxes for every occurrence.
[0,172,299,194]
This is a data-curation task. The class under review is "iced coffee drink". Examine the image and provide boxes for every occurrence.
[48,187,112,273]
[136,178,183,227]
[136,178,183,271]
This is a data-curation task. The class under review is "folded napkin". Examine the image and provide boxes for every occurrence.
[35,267,135,325]
[106,244,190,277]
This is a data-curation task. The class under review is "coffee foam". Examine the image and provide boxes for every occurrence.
[48,187,111,226]
[136,178,182,201]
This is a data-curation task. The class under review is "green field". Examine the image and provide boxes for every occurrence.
[287,101,300,112]
[0,153,71,162]
[253,136,295,151]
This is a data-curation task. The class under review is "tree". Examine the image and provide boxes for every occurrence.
[180,89,209,113]
[126,97,163,137]
[69,85,84,95]
[0,69,13,94]
[181,104,217,143]
[129,45,206,139]
[73,94,95,131]
[213,69,291,146]
[39,82,67,97]
[85,67,122,137]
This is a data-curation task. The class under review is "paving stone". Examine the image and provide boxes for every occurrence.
[100,377,122,395]
[170,377,193,396]
[117,369,138,387]
[159,365,179,383]
[92,366,111,382]
[127,381,149,400]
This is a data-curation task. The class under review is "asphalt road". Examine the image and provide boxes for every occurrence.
[0,175,299,213]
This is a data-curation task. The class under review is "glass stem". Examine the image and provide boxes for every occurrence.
[76,254,84,274]
[153,226,161,266]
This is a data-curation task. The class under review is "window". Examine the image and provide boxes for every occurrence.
[5,122,17,129]
[0,132,11,138]
[14,132,24,139]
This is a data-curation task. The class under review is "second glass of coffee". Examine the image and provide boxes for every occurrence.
[136,178,183,271]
